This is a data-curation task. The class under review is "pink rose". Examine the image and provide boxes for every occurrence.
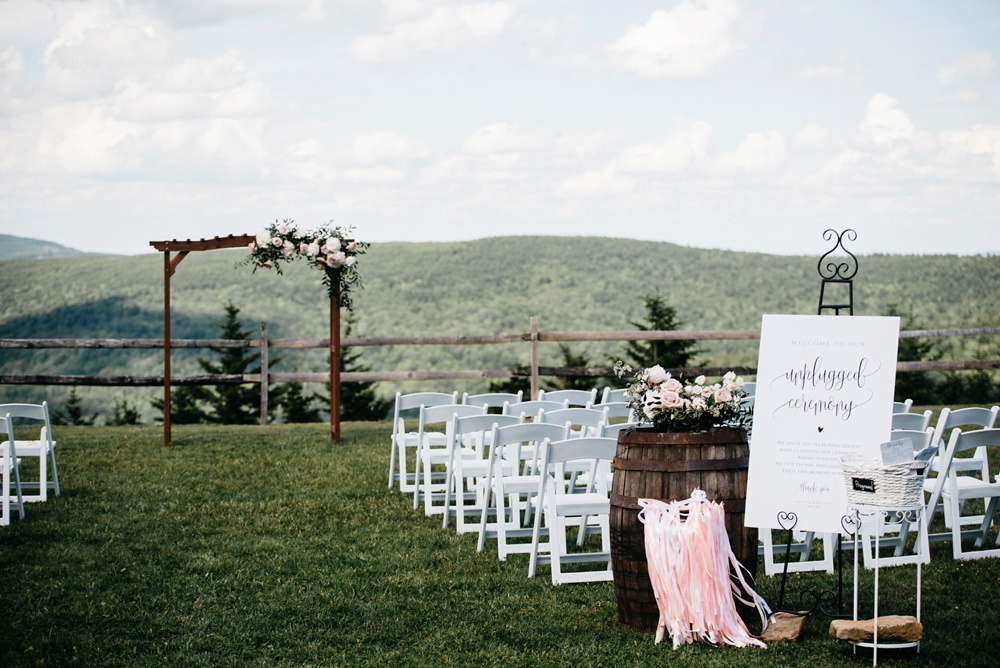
[346,241,357,252]
[646,365,670,385]
[714,387,733,403]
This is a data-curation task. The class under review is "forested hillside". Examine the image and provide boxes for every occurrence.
[2,235,998,420]
[0,234,89,261]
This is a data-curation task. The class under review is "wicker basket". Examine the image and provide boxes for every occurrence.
[840,457,927,508]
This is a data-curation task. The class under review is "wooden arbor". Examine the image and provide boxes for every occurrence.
[149,235,346,445]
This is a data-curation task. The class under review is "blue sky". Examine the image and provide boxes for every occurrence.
[0,0,997,256]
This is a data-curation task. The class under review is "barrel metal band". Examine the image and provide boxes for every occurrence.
[612,456,749,473]
[611,493,747,513]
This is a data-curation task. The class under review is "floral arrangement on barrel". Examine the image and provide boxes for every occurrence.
[614,362,752,433]
[242,220,367,309]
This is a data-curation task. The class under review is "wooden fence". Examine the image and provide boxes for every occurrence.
[2,319,998,402]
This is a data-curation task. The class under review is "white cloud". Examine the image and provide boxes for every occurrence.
[617,122,713,173]
[859,93,915,146]
[606,0,744,78]
[463,123,549,154]
[349,1,512,63]
[557,168,634,198]
[937,50,996,86]
[720,130,786,171]
[792,123,830,150]
[350,131,428,164]
[940,124,1000,178]
[139,0,323,27]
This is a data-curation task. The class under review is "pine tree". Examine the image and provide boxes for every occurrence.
[279,380,322,423]
[198,301,280,425]
[51,387,99,426]
[317,312,391,421]
[887,303,941,404]
[110,394,141,425]
[619,292,702,371]
[546,343,601,392]
[150,385,212,424]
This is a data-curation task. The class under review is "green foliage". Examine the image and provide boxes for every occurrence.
[149,385,212,424]
[314,313,392,421]
[619,291,702,371]
[1,236,999,414]
[546,343,605,392]
[278,381,323,423]
[887,303,943,404]
[198,301,271,424]
[109,394,141,426]
[2,423,1000,667]
[50,387,98,426]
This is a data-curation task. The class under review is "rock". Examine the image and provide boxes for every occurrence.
[760,612,809,642]
[829,616,923,643]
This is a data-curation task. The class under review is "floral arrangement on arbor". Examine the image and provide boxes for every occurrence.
[614,362,751,433]
[243,220,367,309]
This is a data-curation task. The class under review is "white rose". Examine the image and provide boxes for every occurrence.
[645,365,670,386]
[307,242,320,257]
[344,256,357,267]
[255,231,270,246]
[325,237,341,253]
[695,375,706,386]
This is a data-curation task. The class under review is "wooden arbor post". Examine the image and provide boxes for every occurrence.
[330,281,342,444]
[149,235,255,447]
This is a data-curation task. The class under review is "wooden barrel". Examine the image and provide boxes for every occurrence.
[609,427,757,632]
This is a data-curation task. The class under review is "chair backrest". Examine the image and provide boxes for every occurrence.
[741,381,756,397]
[419,404,486,432]
[0,402,53,443]
[462,392,523,409]
[539,436,618,475]
[892,399,914,414]
[889,428,935,454]
[931,406,1000,447]
[392,392,458,438]
[537,389,598,408]
[939,427,1000,466]
[538,407,608,433]
[502,400,567,419]
[600,387,628,404]
[891,410,932,432]
[492,421,571,450]
[451,413,521,451]
[599,401,632,421]
[600,422,634,439]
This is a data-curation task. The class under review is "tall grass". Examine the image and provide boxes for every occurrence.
[1,423,998,667]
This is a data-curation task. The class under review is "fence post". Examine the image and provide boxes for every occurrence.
[260,321,268,426]
[530,315,539,399]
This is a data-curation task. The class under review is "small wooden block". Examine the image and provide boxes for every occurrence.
[829,616,923,643]
[760,612,809,642]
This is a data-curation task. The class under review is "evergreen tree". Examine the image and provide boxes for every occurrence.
[150,385,212,424]
[619,292,702,371]
[545,343,602,392]
[110,394,141,425]
[887,303,941,404]
[279,380,323,423]
[488,374,531,397]
[198,301,281,425]
[51,387,99,426]
[317,313,392,421]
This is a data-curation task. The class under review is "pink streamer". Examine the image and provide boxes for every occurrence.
[639,490,770,649]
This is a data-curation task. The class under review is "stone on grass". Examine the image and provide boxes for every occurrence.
[760,611,809,642]
[829,616,922,643]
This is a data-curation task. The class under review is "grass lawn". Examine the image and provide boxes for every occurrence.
[1,422,999,667]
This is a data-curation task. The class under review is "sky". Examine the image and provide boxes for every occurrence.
[0,0,998,257]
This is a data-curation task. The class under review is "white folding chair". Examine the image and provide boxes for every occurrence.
[388,391,457,492]
[892,399,914,414]
[599,387,628,404]
[502,399,567,420]
[891,410,932,432]
[538,407,608,439]
[931,428,1000,561]
[413,403,486,516]
[741,381,757,397]
[462,391,522,412]
[0,414,25,526]
[529,436,616,584]
[537,388,597,408]
[477,421,570,560]
[598,401,633,423]
[442,413,521,534]
[0,402,59,502]
[922,406,999,534]
[859,428,935,567]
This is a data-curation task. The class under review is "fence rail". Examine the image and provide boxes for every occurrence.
[2,325,998,389]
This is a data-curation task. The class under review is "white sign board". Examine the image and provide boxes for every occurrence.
[745,314,900,534]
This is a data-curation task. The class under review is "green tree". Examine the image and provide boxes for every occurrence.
[619,292,702,371]
[545,343,603,392]
[198,301,282,425]
[109,394,141,425]
[51,387,99,426]
[887,303,941,405]
[318,313,391,421]
[279,380,323,423]
[488,374,531,397]
[150,385,212,424]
